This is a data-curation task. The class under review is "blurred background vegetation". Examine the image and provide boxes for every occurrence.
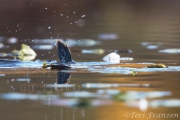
[1,0,180,39]
[0,0,180,61]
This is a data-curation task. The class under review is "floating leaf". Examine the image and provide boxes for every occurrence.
[18,44,37,61]
[147,64,166,68]
[42,61,47,68]
[103,52,120,63]
[81,49,105,54]
[132,70,137,75]
[11,49,19,56]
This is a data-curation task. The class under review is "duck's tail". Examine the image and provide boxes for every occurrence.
[56,40,74,64]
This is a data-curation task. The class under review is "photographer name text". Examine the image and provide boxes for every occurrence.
[124,112,178,119]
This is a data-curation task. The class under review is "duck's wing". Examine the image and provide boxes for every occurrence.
[56,40,73,63]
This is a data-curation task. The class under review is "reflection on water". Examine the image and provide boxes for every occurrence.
[45,84,75,88]
[0,72,173,109]
[97,33,118,40]
[57,72,71,84]
[1,92,59,101]
[0,67,180,119]
[159,49,180,54]
[127,99,180,111]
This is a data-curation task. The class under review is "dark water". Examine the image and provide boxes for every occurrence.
[0,0,180,120]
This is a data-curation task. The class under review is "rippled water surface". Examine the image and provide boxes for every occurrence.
[0,1,180,120]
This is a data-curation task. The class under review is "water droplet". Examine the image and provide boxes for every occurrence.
[76,19,85,27]
[81,15,85,17]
